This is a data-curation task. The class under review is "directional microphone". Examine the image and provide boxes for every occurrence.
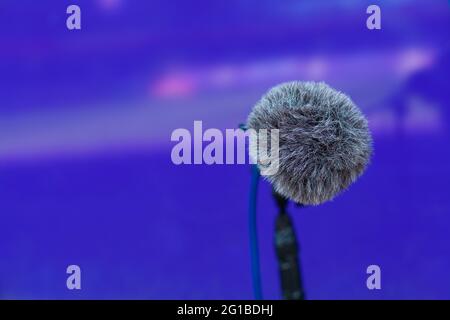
[246,81,372,299]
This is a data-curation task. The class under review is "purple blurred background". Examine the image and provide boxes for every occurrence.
[0,0,449,299]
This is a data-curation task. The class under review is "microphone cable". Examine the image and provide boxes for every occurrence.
[240,123,263,300]
[249,164,263,300]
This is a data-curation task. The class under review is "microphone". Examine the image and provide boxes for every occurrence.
[245,81,372,299]
[247,81,372,205]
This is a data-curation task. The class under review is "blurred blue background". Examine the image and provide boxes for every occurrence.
[0,0,449,299]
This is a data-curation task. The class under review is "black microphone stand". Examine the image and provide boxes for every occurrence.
[273,190,305,300]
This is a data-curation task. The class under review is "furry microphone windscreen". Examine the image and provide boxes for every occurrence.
[247,81,373,205]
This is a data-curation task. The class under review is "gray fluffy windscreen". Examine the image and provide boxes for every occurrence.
[247,81,373,205]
